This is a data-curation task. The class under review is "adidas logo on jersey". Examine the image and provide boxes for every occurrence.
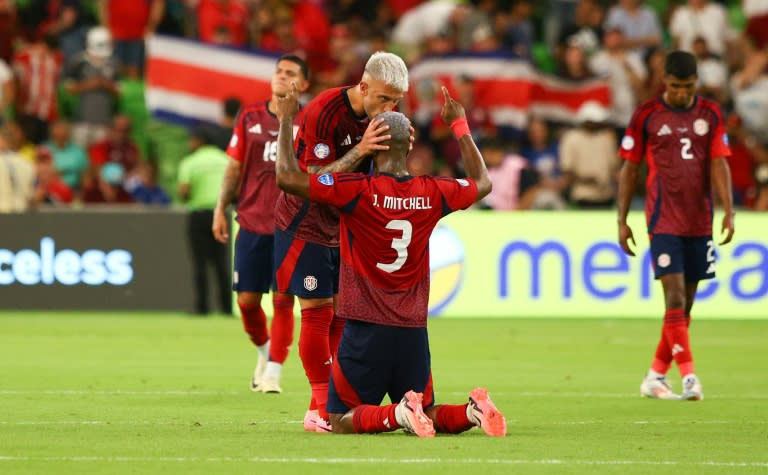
[657,124,672,136]
[340,134,352,146]
[248,123,262,134]
[672,343,684,355]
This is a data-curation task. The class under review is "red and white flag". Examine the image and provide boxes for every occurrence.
[409,55,611,129]
[146,36,278,124]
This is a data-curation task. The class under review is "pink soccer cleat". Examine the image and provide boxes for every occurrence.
[303,409,318,432]
[467,388,507,437]
[395,390,435,438]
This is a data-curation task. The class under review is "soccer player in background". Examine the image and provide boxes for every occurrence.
[617,50,734,401]
[212,55,309,394]
[272,51,408,431]
[275,83,506,437]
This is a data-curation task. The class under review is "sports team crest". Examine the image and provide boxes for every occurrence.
[313,143,330,159]
[694,119,709,136]
[304,275,318,291]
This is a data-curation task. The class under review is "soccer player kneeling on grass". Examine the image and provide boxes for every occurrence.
[274,82,506,437]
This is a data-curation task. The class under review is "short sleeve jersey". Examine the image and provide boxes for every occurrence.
[274,87,370,246]
[226,100,303,235]
[619,96,730,236]
[309,173,478,328]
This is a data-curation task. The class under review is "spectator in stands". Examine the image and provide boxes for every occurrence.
[603,0,662,56]
[557,38,593,81]
[589,27,647,131]
[0,57,13,125]
[40,0,87,65]
[88,115,141,174]
[692,36,728,104]
[97,0,164,78]
[559,101,618,209]
[211,96,241,151]
[32,146,74,206]
[81,161,135,203]
[726,114,768,207]
[0,0,15,63]
[501,0,535,60]
[640,46,666,102]
[0,128,35,213]
[391,1,471,63]
[480,139,537,210]
[733,0,768,90]
[45,120,88,190]
[254,5,300,54]
[4,120,36,162]
[557,0,605,60]
[64,26,120,149]
[12,30,62,144]
[177,124,231,315]
[521,117,565,195]
[196,0,249,48]
[669,0,732,60]
[313,24,365,91]
[126,160,170,205]
[285,0,332,73]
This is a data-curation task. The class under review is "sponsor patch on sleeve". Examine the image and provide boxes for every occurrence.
[621,135,635,151]
[318,174,334,186]
[456,178,470,187]
[229,134,238,148]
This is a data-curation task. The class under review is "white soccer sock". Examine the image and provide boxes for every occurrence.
[262,361,282,380]
[257,340,270,360]
[647,369,665,379]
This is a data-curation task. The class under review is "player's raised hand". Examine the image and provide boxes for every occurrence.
[440,86,466,125]
[719,212,735,245]
[212,209,229,244]
[618,222,636,256]
[275,81,300,121]
[355,117,391,156]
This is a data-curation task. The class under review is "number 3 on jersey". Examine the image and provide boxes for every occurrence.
[680,138,693,160]
[376,220,413,273]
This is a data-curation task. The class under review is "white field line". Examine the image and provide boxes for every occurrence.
[1,419,765,426]
[0,455,766,467]
[1,389,767,400]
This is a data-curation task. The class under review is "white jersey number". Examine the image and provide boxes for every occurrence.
[376,219,413,273]
[680,138,694,160]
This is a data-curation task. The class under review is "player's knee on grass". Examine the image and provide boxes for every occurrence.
[329,412,354,434]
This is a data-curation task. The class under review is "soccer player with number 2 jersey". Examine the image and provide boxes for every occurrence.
[617,51,735,401]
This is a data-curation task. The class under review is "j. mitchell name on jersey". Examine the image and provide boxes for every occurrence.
[372,194,433,210]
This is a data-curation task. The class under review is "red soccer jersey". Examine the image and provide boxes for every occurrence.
[620,96,731,236]
[309,172,478,328]
[274,87,370,246]
[227,100,303,235]
[107,0,151,40]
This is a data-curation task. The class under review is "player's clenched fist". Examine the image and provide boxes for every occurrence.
[440,86,466,125]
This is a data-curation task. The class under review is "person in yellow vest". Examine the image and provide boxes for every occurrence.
[177,125,232,315]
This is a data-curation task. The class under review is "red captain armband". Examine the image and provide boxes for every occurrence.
[450,117,471,139]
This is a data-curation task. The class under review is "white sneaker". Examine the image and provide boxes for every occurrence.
[640,376,680,400]
[259,376,282,394]
[681,374,704,401]
[250,356,267,392]
[395,390,435,438]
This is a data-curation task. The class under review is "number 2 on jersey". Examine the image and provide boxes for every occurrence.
[680,138,693,160]
[376,220,413,273]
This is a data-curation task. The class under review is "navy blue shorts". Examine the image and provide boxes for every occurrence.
[272,228,339,298]
[327,319,434,414]
[233,229,274,293]
[650,234,716,282]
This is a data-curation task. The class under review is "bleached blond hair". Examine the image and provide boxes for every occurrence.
[364,52,409,92]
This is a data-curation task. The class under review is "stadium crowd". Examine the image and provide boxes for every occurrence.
[1,0,768,212]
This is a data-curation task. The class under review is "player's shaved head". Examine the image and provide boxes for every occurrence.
[375,111,410,154]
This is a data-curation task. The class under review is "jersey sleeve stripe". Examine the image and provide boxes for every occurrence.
[315,95,345,139]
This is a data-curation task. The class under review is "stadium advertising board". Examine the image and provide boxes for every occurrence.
[428,211,767,319]
[0,211,195,311]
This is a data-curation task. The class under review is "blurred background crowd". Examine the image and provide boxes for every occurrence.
[1,0,768,214]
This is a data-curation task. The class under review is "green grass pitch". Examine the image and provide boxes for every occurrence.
[0,312,766,474]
